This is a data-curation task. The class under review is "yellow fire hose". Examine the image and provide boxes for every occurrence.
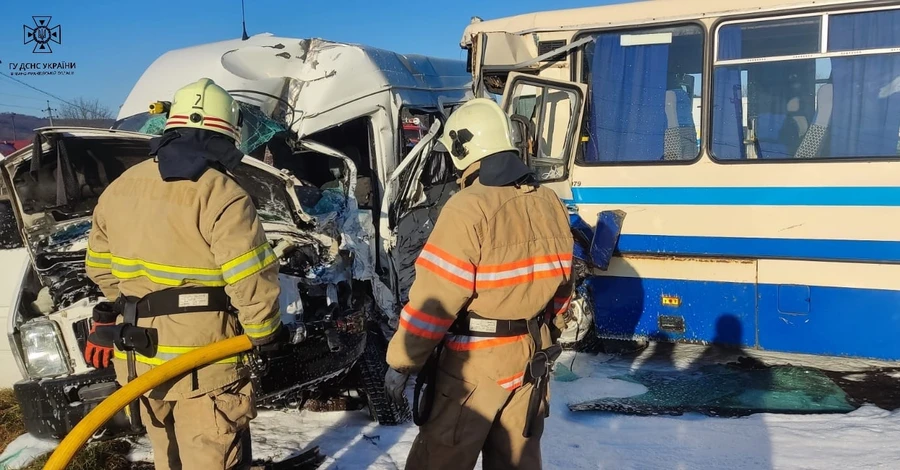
[43,335,253,470]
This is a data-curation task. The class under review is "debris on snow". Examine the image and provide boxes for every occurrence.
[6,343,900,470]
[0,434,57,470]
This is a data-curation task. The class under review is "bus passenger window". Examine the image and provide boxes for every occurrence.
[711,9,900,161]
[580,24,704,163]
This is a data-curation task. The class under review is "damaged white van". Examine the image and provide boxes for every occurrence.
[3,34,472,440]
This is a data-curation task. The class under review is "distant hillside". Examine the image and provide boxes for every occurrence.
[0,113,115,141]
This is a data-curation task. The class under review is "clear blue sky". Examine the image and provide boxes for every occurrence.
[0,0,627,120]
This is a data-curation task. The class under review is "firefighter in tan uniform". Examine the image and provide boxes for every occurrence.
[384,98,574,470]
[83,78,286,470]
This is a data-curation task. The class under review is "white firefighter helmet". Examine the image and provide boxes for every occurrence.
[438,98,518,171]
[161,78,242,142]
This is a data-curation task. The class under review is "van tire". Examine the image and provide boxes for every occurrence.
[358,328,412,425]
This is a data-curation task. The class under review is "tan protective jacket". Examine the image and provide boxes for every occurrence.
[86,159,282,400]
[386,161,574,393]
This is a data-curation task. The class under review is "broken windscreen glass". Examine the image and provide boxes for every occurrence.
[230,163,298,226]
[12,136,153,222]
[112,103,288,157]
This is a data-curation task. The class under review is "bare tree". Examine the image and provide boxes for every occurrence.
[57,97,114,120]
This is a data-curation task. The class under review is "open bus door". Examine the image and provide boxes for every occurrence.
[499,72,587,202]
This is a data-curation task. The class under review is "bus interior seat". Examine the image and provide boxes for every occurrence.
[794,83,833,158]
[755,84,815,158]
[755,111,797,158]
[663,88,698,160]
[787,97,810,138]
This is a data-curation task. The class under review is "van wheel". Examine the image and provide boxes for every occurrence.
[357,328,412,425]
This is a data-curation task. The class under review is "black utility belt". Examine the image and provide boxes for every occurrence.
[118,286,232,318]
[448,312,542,338]
[103,286,233,359]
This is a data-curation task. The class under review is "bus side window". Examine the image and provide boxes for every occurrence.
[580,24,705,163]
[711,9,900,161]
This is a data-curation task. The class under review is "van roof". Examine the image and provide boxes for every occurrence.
[118,34,472,132]
[460,0,872,45]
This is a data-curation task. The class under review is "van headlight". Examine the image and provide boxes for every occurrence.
[19,319,70,378]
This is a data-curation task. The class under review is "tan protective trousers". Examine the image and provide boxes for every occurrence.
[139,377,257,470]
[405,362,548,470]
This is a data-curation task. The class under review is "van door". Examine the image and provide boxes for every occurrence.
[500,72,588,201]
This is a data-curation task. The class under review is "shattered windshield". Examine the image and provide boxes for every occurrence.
[12,134,297,232]
[112,103,288,156]
[230,163,298,226]
[112,112,165,135]
[12,136,152,222]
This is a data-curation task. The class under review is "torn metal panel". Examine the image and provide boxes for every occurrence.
[478,32,540,69]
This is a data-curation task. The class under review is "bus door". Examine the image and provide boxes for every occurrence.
[499,72,587,202]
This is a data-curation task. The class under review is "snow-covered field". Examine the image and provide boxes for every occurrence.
[4,343,900,470]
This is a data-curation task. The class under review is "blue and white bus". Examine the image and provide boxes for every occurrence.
[460,0,900,360]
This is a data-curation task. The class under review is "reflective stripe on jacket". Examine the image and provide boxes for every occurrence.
[386,160,574,390]
[86,159,282,400]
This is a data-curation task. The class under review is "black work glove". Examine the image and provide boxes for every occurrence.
[253,325,291,358]
[251,326,291,377]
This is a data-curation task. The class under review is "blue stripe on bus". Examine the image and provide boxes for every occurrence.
[615,234,900,264]
[568,186,900,206]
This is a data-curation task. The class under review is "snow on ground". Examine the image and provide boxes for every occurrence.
[135,344,900,469]
[6,343,900,469]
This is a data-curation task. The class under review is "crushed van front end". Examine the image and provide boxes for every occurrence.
[2,128,407,440]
